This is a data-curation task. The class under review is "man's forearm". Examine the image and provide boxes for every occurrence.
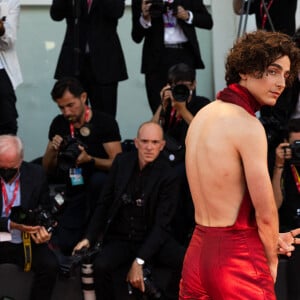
[257,212,279,282]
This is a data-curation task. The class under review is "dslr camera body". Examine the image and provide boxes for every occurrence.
[9,192,65,233]
[288,140,300,164]
[146,0,178,18]
[57,135,86,172]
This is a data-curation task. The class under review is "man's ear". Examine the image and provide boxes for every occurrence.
[160,140,166,151]
[239,73,247,81]
[134,138,139,149]
[80,92,88,104]
[191,80,196,90]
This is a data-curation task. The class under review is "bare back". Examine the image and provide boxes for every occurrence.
[186,100,272,227]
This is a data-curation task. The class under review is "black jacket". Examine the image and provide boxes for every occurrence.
[50,0,128,84]
[86,151,180,261]
[131,0,213,73]
[0,162,51,232]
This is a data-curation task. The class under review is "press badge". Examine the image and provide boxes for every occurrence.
[69,168,84,186]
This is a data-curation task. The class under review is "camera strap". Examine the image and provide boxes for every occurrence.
[1,178,19,217]
[290,164,300,194]
[69,105,90,138]
[22,232,32,272]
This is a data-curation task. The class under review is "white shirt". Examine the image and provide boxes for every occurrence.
[0,0,22,89]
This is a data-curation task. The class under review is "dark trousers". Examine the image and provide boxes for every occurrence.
[80,54,118,118]
[0,241,59,300]
[286,245,300,299]
[93,237,185,299]
[0,69,18,134]
[145,45,196,114]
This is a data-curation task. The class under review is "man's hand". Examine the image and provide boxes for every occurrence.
[141,0,151,21]
[278,228,300,256]
[274,142,291,167]
[10,221,51,244]
[176,5,190,21]
[126,260,145,293]
[31,226,52,244]
[72,238,90,255]
[76,145,92,165]
[51,134,63,152]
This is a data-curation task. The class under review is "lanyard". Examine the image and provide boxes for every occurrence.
[69,106,90,138]
[1,178,20,216]
[260,0,274,29]
[168,108,182,129]
[290,164,300,193]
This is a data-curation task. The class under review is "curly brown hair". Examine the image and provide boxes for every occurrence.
[225,30,300,87]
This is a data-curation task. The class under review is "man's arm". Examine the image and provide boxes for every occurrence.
[93,141,122,170]
[182,0,213,30]
[42,134,63,174]
[240,120,279,282]
[272,142,291,208]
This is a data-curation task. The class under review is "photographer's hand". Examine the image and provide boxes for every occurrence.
[72,238,90,256]
[51,135,63,152]
[176,5,190,21]
[127,260,145,292]
[76,145,92,165]
[10,221,41,233]
[274,142,291,167]
[160,84,172,111]
[141,0,151,21]
[31,226,52,244]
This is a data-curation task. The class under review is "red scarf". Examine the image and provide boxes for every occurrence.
[216,83,261,116]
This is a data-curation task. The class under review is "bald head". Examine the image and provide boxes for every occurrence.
[134,122,165,169]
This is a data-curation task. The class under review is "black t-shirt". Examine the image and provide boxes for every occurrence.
[244,0,297,36]
[49,110,121,159]
[279,164,300,231]
[161,94,210,146]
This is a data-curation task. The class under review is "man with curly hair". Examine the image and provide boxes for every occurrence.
[179,30,300,299]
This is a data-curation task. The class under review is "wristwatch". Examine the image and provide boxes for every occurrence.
[89,156,95,165]
[136,257,145,265]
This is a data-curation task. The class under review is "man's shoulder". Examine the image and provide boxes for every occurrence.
[92,110,118,123]
[20,161,45,176]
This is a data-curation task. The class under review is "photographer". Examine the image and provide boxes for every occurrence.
[50,0,128,117]
[272,118,300,299]
[42,77,122,256]
[0,135,58,300]
[152,63,210,245]
[73,122,185,299]
[0,0,22,135]
[131,0,213,113]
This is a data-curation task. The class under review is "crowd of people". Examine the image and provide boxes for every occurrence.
[1,0,300,299]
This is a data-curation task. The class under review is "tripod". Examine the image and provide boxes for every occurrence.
[237,0,275,38]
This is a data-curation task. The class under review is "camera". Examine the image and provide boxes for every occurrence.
[128,267,162,298]
[57,135,86,172]
[9,192,65,233]
[171,84,191,102]
[73,243,101,265]
[290,140,300,163]
[146,0,178,18]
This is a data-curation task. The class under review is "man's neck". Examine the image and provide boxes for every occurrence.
[73,107,92,128]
